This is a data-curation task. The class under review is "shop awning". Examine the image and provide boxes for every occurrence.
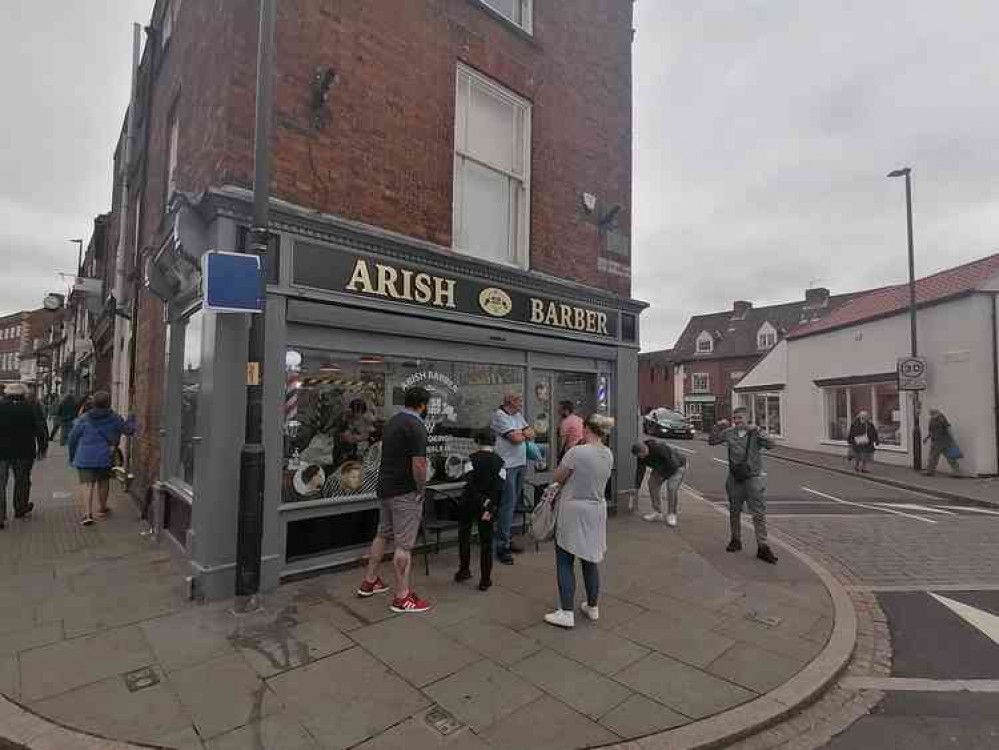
[684,394,717,403]
[813,372,897,388]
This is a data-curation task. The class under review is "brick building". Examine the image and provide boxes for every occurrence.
[107,0,642,597]
[647,290,846,430]
[0,311,27,387]
[638,347,675,413]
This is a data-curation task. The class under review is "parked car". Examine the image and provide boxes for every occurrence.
[643,408,696,440]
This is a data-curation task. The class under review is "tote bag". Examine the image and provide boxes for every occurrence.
[531,482,561,543]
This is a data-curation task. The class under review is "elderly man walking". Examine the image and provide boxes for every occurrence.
[491,392,534,565]
[0,383,49,528]
[709,407,778,564]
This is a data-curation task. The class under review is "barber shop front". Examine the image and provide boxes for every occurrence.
[151,188,644,600]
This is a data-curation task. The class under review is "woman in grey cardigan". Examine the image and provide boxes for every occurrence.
[544,414,616,629]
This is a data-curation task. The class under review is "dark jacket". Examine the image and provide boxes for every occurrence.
[0,396,49,460]
[709,425,773,478]
[928,414,955,448]
[635,440,685,487]
[847,420,879,454]
[56,395,79,422]
[68,408,136,469]
[461,449,506,516]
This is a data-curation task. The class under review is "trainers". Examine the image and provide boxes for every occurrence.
[757,545,779,565]
[726,538,742,552]
[642,512,663,523]
[478,579,492,592]
[390,592,431,614]
[15,502,34,519]
[356,577,390,598]
[580,602,599,621]
[665,513,678,528]
[544,610,575,629]
[454,569,472,583]
[81,516,95,527]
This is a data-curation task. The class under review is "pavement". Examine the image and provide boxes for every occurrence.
[0,448,853,750]
[672,438,999,750]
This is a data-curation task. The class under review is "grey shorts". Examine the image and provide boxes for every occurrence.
[78,468,112,484]
[376,491,424,550]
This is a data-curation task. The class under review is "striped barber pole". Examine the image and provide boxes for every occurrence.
[285,372,301,422]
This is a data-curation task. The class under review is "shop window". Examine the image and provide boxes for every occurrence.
[824,382,901,446]
[283,351,526,504]
[691,373,710,393]
[480,0,533,34]
[453,65,531,268]
[747,392,782,436]
[622,313,637,343]
[177,309,203,486]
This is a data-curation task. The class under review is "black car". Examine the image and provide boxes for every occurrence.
[643,408,696,440]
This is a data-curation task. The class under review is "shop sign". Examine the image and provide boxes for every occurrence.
[897,356,928,390]
[293,243,618,338]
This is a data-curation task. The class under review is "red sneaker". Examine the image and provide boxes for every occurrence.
[390,592,431,614]
[356,577,390,598]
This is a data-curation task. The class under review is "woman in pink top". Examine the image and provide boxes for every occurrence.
[558,401,584,461]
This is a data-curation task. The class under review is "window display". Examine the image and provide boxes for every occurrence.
[178,310,203,486]
[283,350,525,503]
[824,382,901,446]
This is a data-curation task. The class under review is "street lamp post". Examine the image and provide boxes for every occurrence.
[887,168,921,471]
[234,0,277,611]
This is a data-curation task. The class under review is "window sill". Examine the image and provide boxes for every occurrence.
[465,0,538,45]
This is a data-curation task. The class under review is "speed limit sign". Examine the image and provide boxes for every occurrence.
[897,357,928,390]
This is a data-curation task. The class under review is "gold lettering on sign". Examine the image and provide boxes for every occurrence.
[598,313,609,335]
[531,299,545,324]
[376,264,402,299]
[346,260,375,294]
[399,269,414,301]
[434,277,457,309]
[574,308,586,331]
[414,273,433,303]
[586,310,597,333]
[559,305,572,329]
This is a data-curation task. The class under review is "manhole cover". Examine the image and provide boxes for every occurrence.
[123,666,160,693]
[425,706,464,736]
[746,611,781,628]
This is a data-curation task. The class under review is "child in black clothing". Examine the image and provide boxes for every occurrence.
[455,429,506,591]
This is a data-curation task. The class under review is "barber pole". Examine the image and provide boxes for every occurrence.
[285,371,300,435]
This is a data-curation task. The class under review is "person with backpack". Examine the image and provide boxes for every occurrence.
[454,429,506,592]
[632,439,687,527]
[709,407,778,564]
[67,391,136,526]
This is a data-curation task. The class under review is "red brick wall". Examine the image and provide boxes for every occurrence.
[683,356,761,421]
[639,359,675,413]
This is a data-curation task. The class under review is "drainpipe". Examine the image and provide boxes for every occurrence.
[992,293,999,475]
[112,24,142,414]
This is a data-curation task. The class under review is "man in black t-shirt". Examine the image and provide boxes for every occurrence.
[633,439,687,527]
[358,386,432,613]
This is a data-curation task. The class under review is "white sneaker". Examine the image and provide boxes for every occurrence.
[666,513,678,528]
[544,610,575,629]
[580,603,600,621]
[642,512,663,523]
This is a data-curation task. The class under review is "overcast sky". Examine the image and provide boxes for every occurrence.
[1,2,996,352]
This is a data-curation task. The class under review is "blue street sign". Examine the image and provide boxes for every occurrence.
[202,251,264,313]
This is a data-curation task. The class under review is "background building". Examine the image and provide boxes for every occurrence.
[638,348,675,413]
[102,0,641,597]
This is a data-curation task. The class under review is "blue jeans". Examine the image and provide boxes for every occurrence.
[556,545,599,611]
[495,465,524,555]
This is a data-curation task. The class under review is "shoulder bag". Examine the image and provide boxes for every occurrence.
[531,482,561,543]
[729,432,755,483]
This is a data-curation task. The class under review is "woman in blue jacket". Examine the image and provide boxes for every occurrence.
[67,391,136,526]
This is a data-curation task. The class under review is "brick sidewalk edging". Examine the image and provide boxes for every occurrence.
[604,500,859,750]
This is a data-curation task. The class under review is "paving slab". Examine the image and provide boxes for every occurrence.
[352,714,492,750]
[510,647,632,719]
[520,623,649,677]
[423,659,541,732]
[705,643,807,694]
[443,619,543,667]
[479,695,619,750]
[351,617,481,688]
[232,611,354,679]
[168,652,282,740]
[19,625,155,702]
[140,610,235,673]
[615,611,736,668]
[597,693,689,738]
[613,652,756,719]
[266,647,430,750]
[0,622,64,658]
[205,711,320,750]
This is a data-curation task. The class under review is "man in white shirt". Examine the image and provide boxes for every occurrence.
[490,393,534,565]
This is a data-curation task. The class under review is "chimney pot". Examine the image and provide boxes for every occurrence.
[805,288,830,308]
[732,300,753,318]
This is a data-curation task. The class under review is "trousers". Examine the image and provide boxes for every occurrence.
[495,465,524,554]
[0,459,34,520]
[926,443,960,474]
[457,501,494,584]
[726,475,768,544]
[648,465,686,514]
[556,544,599,611]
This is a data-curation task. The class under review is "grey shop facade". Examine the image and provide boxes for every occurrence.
[150,187,645,600]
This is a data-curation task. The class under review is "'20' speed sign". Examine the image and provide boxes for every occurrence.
[897,356,927,390]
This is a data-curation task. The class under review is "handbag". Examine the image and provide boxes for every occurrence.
[729,432,755,483]
[95,423,125,468]
[531,482,561,543]
[944,444,963,461]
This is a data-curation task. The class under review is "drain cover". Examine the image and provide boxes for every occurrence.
[425,706,464,736]
[123,666,160,693]
[746,611,781,628]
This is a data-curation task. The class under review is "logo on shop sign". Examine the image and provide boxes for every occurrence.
[478,288,513,317]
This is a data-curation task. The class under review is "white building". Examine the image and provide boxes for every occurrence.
[736,254,999,476]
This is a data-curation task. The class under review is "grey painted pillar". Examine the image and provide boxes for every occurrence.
[614,346,640,504]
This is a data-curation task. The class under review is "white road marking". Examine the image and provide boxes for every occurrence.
[841,677,999,693]
[675,446,697,455]
[712,458,729,466]
[847,584,999,592]
[769,513,893,519]
[52,492,73,499]
[937,505,999,516]
[930,593,999,647]
[800,486,937,524]
[880,503,955,515]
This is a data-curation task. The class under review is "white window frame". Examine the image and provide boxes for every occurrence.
[166,110,179,204]
[453,64,532,270]
[481,0,533,34]
[757,323,777,351]
[821,382,907,451]
[691,373,710,393]
[695,330,714,354]
[741,391,783,437]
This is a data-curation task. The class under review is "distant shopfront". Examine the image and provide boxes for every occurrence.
[151,189,644,599]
